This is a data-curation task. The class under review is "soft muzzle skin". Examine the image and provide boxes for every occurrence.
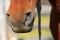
[6,13,35,33]
[10,18,34,33]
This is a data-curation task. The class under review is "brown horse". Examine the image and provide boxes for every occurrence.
[6,0,41,33]
[6,0,60,40]
[49,0,60,40]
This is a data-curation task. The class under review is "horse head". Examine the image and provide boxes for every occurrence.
[6,0,37,33]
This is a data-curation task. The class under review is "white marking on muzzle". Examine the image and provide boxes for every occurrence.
[25,13,34,25]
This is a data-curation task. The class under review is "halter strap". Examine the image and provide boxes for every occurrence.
[37,0,41,40]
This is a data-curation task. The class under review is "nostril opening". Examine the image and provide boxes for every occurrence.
[6,13,10,16]
[26,12,31,16]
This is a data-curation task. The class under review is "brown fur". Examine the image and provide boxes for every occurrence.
[49,0,60,40]
[7,0,37,23]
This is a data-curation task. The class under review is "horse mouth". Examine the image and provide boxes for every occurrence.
[12,23,33,33]
[6,14,34,33]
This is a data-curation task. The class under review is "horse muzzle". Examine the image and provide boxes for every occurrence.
[6,12,35,33]
[12,22,33,33]
[11,17,34,33]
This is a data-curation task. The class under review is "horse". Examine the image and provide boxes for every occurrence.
[6,0,41,34]
[6,0,60,40]
[49,0,60,40]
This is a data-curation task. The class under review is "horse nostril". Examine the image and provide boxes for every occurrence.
[6,13,10,17]
[26,12,31,16]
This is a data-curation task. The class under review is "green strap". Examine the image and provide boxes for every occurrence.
[36,0,41,40]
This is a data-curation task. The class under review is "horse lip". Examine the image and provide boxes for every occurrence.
[12,25,33,33]
[7,20,33,33]
[13,28,32,33]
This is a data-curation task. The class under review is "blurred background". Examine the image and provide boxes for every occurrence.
[0,0,54,40]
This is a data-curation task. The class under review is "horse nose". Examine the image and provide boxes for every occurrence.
[6,13,10,17]
[26,12,31,16]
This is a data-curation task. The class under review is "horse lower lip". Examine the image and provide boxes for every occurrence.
[12,25,32,33]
